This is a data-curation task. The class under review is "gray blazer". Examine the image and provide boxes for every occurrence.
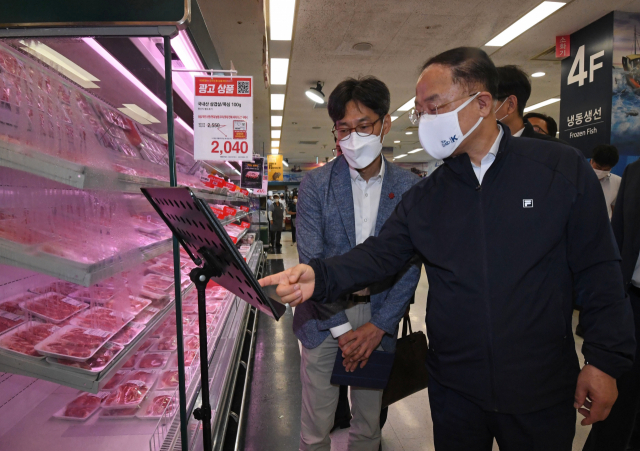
[293,155,422,351]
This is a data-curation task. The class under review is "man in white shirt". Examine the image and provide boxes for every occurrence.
[293,76,421,451]
[590,144,622,219]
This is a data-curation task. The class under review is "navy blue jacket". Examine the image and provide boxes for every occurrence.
[309,125,635,414]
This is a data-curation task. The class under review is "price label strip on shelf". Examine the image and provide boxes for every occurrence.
[194,76,253,162]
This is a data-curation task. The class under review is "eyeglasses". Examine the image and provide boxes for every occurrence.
[332,117,383,141]
[532,125,548,134]
[408,92,479,125]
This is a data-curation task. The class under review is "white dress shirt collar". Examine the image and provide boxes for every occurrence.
[349,156,386,183]
[513,127,525,137]
[471,126,503,185]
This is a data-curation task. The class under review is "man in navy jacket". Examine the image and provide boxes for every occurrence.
[261,47,635,450]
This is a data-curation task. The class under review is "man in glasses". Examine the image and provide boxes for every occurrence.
[524,112,559,137]
[261,47,635,450]
[293,76,421,451]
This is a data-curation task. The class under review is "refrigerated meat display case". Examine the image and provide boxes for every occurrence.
[0,3,266,450]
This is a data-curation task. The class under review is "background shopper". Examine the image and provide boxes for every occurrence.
[523,111,559,137]
[294,76,421,451]
[590,144,621,219]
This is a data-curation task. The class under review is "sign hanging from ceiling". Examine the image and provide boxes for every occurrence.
[556,35,570,58]
[267,154,283,182]
[240,158,263,190]
[194,76,253,162]
[0,0,189,27]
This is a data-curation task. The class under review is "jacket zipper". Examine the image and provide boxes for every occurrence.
[477,185,499,411]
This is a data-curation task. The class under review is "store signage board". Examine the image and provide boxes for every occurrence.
[559,13,613,158]
[0,0,189,27]
[267,154,283,181]
[254,157,269,196]
[556,35,570,58]
[194,76,253,162]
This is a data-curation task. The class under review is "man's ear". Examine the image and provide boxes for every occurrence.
[382,113,392,137]
[477,92,497,118]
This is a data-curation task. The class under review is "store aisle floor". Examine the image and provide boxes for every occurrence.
[246,232,592,451]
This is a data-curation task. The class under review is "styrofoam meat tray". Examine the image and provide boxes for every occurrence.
[20,292,88,324]
[136,390,178,419]
[34,324,114,362]
[0,321,60,360]
[46,341,125,375]
[53,392,109,421]
[69,306,134,334]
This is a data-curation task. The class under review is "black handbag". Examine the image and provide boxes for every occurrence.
[381,313,429,408]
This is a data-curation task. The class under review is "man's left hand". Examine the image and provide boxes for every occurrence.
[340,322,385,371]
[574,364,618,426]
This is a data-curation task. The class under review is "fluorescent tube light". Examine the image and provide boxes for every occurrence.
[21,41,99,89]
[405,132,413,135]
[394,154,408,159]
[270,0,296,40]
[523,97,560,113]
[408,148,423,154]
[272,140,280,148]
[271,148,279,155]
[283,160,289,167]
[531,72,546,77]
[272,116,283,127]
[391,116,399,122]
[271,94,285,110]
[272,130,281,138]
[394,140,401,143]
[270,58,289,85]
[485,2,566,47]
[397,97,415,112]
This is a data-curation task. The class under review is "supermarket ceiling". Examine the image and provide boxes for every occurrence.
[201,0,640,165]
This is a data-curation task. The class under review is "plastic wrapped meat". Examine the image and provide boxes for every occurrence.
[0,293,35,313]
[0,221,51,245]
[0,311,25,334]
[100,408,138,418]
[60,393,104,420]
[102,381,149,408]
[106,296,150,316]
[103,370,130,390]
[21,293,87,323]
[111,322,145,346]
[121,352,140,369]
[70,286,115,303]
[55,342,124,372]
[142,275,174,293]
[70,307,133,333]
[143,394,176,417]
[169,350,198,368]
[0,323,59,357]
[157,370,180,390]
[134,307,160,325]
[137,353,169,369]
[183,335,199,351]
[30,281,80,297]
[36,326,111,360]
[127,370,158,386]
[153,335,177,352]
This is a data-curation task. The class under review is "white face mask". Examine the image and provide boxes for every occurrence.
[418,93,482,160]
[495,98,509,122]
[339,118,385,169]
[293,199,297,203]
[593,167,610,180]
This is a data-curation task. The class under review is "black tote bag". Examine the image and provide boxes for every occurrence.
[382,314,429,408]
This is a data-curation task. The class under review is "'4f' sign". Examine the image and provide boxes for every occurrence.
[567,45,605,87]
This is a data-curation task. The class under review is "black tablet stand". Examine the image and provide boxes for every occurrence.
[141,187,285,451]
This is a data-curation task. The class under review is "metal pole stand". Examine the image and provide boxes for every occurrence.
[190,263,222,451]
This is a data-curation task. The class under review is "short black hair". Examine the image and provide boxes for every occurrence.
[328,76,390,123]
[523,112,558,137]
[592,144,619,168]
[421,47,498,98]
[495,65,531,117]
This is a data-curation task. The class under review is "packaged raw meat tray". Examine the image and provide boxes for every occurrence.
[168,350,198,369]
[126,369,159,387]
[106,296,151,316]
[146,262,174,278]
[0,292,36,314]
[102,381,150,409]
[183,335,199,351]
[48,342,125,374]
[103,370,130,390]
[121,351,141,369]
[35,325,113,361]
[136,352,170,370]
[70,307,134,334]
[0,310,25,335]
[111,322,145,346]
[29,281,80,297]
[137,392,178,419]
[69,286,115,303]
[53,392,108,421]
[99,407,139,419]
[142,274,174,293]
[0,322,59,358]
[151,335,177,352]
[134,306,161,325]
[156,369,182,390]
[20,292,88,323]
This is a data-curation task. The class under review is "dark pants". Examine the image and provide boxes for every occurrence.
[428,378,575,451]
[269,230,281,248]
[291,224,296,243]
[583,286,640,451]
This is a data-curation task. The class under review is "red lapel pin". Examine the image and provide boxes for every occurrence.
[389,193,395,199]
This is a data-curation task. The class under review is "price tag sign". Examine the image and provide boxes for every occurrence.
[194,76,253,162]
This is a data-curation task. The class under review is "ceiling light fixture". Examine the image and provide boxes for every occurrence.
[523,97,560,113]
[405,131,413,135]
[271,116,283,127]
[271,148,279,155]
[408,148,423,154]
[270,0,296,40]
[394,154,408,159]
[272,140,280,148]
[391,116,399,122]
[271,93,285,110]
[531,72,546,77]
[305,81,325,104]
[270,58,289,85]
[272,130,281,139]
[485,2,566,47]
[394,140,401,143]
[283,159,289,167]
[397,97,416,112]
[21,40,100,89]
